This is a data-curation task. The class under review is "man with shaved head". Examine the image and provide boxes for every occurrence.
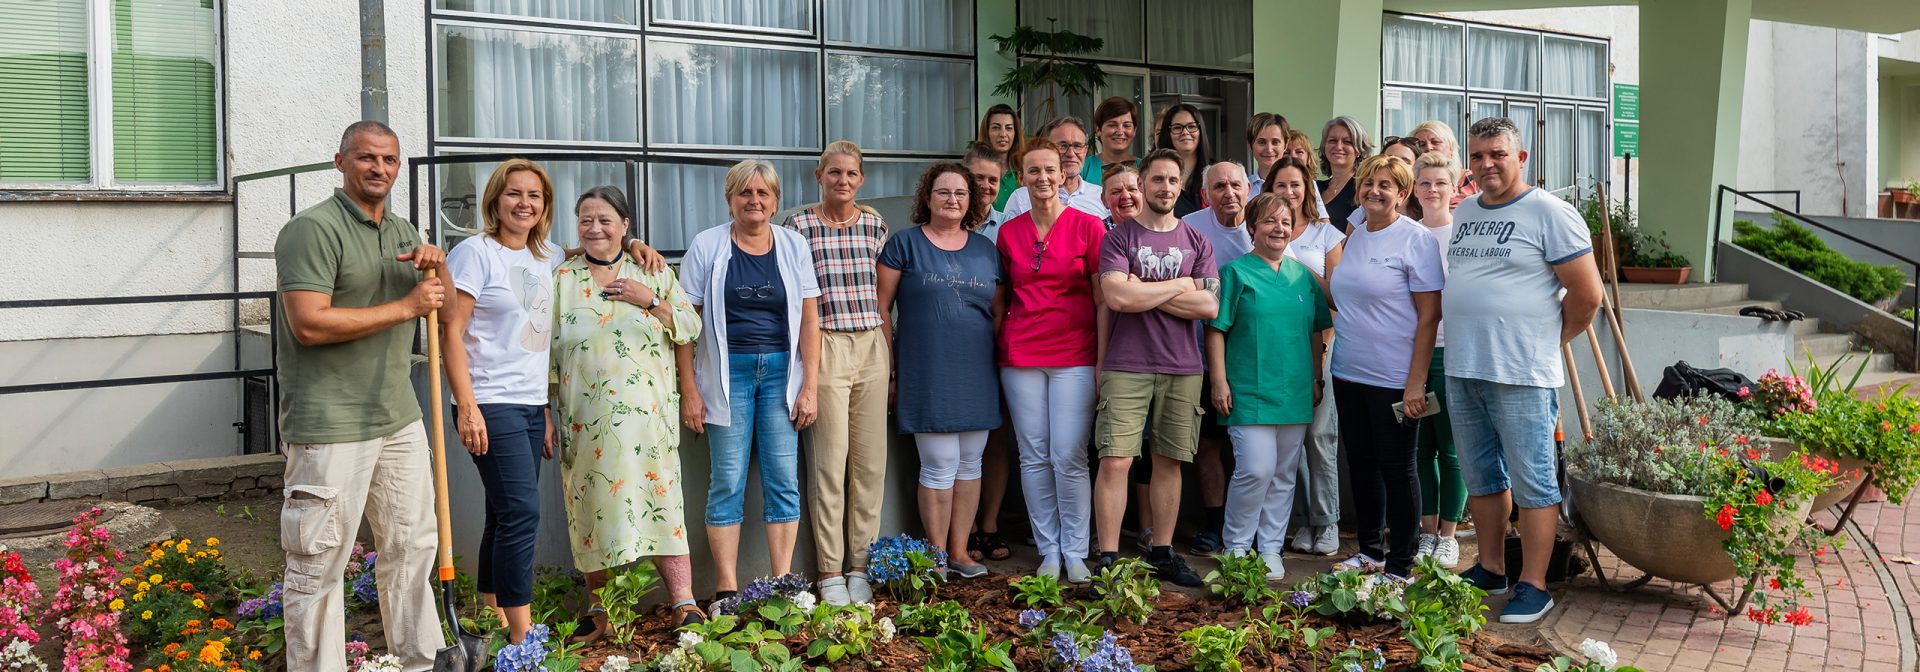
[1173,161,1252,554]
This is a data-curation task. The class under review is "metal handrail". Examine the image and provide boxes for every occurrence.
[0,291,277,395]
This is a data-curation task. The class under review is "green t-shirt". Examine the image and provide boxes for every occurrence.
[994,170,1018,211]
[273,189,425,443]
[1207,253,1333,426]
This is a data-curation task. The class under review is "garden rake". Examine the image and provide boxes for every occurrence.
[426,268,490,672]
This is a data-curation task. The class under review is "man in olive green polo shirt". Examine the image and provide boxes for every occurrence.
[274,120,448,672]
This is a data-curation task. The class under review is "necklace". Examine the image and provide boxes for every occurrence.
[584,250,624,267]
[818,206,859,227]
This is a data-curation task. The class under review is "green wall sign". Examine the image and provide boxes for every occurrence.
[1614,121,1640,157]
[1613,83,1639,121]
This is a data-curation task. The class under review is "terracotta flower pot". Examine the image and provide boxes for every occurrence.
[1569,471,1811,586]
[1620,266,1691,284]
[1765,437,1872,512]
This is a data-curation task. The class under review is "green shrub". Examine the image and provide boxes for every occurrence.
[1733,214,1907,304]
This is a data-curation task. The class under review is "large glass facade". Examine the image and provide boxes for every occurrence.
[429,0,976,252]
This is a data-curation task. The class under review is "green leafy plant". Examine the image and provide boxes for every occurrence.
[1328,643,1386,672]
[919,625,1017,672]
[541,619,587,672]
[1180,624,1250,672]
[1734,214,1907,304]
[592,561,660,644]
[802,603,896,666]
[896,600,971,635]
[989,20,1107,120]
[1084,557,1160,626]
[1404,556,1488,641]
[1619,227,1689,268]
[1204,553,1278,606]
[1302,571,1404,621]
[529,567,583,625]
[654,615,802,672]
[866,535,947,604]
[1010,572,1067,608]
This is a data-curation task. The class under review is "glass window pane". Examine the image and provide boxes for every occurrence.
[1148,0,1251,69]
[825,0,971,53]
[1151,74,1252,166]
[436,0,637,24]
[436,25,640,143]
[647,40,820,149]
[1543,37,1606,99]
[1383,89,1462,149]
[1468,27,1537,92]
[862,159,937,202]
[435,155,634,249]
[0,0,90,184]
[651,0,809,32]
[1577,107,1607,190]
[1542,106,1573,193]
[648,158,817,252]
[828,55,972,153]
[1020,0,1144,62]
[1383,16,1462,87]
[1022,86,1094,137]
[113,0,220,185]
[1470,100,1503,125]
[1509,101,1537,170]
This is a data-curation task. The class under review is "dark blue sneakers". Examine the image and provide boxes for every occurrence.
[1500,582,1555,624]
[1458,563,1510,596]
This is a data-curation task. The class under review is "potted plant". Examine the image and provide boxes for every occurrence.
[1566,395,1831,620]
[1618,227,1691,284]
[1578,187,1632,280]
[1755,364,1920,512]
[989,21,1105,121]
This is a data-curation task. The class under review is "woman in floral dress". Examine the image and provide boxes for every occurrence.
[550,186,704,635]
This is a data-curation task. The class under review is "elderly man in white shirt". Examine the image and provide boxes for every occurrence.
[1002,116,1110,220]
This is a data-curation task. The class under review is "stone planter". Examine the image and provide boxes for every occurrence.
[1620,266,1691,284]
[1765,437,1872,513]
[1569,471,1811,586]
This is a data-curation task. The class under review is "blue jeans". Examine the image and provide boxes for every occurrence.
[1447,376,1561,509]
[467,403,545,608]
[706,353,802,527]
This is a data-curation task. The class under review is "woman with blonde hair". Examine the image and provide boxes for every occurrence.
[442,158,564,645]
[678,160,823,608]
[780,141,890,605]
[1409,151,1465,568]
[1409,120,1476,207]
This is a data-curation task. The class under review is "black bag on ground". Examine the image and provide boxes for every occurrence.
[1652,361,1755,403]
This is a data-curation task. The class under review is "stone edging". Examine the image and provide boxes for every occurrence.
[0,453,285,506]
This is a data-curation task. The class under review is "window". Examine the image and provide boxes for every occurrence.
[1,0,222,189]
[429,0,975,252]
[1381,13,1610,199]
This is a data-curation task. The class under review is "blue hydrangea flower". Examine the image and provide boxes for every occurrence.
[1286,591,1314,607]
[1050,632,1081,666]
[351,572,379,604]
[494,624,551,672]
[1018,609,1045,629]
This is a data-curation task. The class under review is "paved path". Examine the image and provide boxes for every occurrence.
[1542,501,1919,671]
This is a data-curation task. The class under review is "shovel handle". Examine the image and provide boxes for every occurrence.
[1584,325,1616,399]
[1563,341,1593,441]
[426,268,456,582]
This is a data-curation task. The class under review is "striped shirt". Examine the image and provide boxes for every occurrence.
[781,207,887,332]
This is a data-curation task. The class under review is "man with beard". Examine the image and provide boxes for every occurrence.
[1091,149,1218,586]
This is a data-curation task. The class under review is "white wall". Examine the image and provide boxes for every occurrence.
[1739,23,1877,218]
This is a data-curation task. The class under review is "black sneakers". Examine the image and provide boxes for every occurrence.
[1148,547,1204,587]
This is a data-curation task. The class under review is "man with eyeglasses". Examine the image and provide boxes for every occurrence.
[1001,117,1110,220]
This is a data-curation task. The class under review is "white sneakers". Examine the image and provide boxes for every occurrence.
[1290,527,1315,553]
[1064,557,1093,584]
[1415,534,1439,560]
[1259,552,1286,582]
[845,571,872,605]
[818,576,851,607]
[1414,533,1462,569]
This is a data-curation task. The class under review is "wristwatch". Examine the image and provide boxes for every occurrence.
[647,296,662,309]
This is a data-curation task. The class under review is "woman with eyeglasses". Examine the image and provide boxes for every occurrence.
[677,160,823,610]
[877,162,1006,580]
[997,138,1108,583]
[1154,103,1214,217]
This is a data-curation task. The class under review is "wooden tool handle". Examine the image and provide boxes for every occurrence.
[425,268,456,581]
[1564,341,1593,441]
[1584,325,1617,399]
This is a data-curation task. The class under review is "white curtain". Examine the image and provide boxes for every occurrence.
[1382,16,1462,87]
[646,40,819,148]
[1467,27,1536,92]
[825,0,971,53]
[436,24,639,143]
[1542,106,1573,192]
[1383,89,1463,144]
[1542,37,1605,99]
[436,158,631,249]
[862,159,936,201]
[439,0,636,24]
[1576,107,1607,189]
[1148,0,1251,68]
[1020,0,1144,61]
[651,0,808,31]
[647,158,817,252]
[828,54,971,152]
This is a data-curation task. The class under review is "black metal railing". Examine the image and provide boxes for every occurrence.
[1715,184,1918,366]
[0,292,277,396]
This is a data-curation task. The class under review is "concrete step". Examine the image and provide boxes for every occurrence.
[1853,371,1920,399]
[1688,299,1781,317]
[1614,282,1751,310]
[1795,332,1858,359]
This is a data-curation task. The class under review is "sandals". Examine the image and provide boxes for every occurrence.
[969,531,1013,561]
[1188,530,1225,556]
[567,608,607,645]
[675,603,708,627]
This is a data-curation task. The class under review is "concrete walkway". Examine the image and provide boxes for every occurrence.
[1542,501,1920,671]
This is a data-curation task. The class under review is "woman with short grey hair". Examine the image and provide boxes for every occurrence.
[1317,116,1374,231]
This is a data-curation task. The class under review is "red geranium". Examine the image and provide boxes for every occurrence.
[1716,504,1737,531]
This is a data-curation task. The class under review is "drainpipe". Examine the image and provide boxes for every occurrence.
[360,0,388,123]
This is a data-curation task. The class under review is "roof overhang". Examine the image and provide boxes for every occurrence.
[1381,0,1920,34]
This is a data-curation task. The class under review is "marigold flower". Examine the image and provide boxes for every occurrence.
[192,598,206,609]
[205,537,219,547]
[142,610,153,620]
[109,598,124,611]
[149,574,162,584]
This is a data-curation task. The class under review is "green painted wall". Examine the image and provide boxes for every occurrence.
[977,0,1018,118]
[1253,0,1384,137]
[1637,0,1751,279]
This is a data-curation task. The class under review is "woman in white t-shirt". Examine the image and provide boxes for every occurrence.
[442,158,565,645]
[1325,154,1443,581]
[1411,152,1465,570]
[1264,155,1347,556]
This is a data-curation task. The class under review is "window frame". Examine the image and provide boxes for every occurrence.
[2,0,228,193]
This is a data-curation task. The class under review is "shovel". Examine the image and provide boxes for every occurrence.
[426,269,490,672]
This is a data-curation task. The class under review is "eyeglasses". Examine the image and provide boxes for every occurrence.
[932,189,970,202]
[1055,142,1088,152]
[1169,123,1201,136]
[1029,241,1048,272]
[733,282,774,299]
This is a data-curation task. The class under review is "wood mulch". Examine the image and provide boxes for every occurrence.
[574,575,1558,671]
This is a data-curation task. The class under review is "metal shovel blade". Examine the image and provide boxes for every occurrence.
[433,582,489,672]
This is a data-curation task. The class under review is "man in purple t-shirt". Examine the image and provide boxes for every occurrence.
[1093,148,1219,587]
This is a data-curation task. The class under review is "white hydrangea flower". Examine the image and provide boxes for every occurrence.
[600,655,632,672]
[1577,639,1618,668]
[876,616,896,644]
[658,648,697,672]
[356,654,405,672]
[677,630,704,649]
[791,590,817,613]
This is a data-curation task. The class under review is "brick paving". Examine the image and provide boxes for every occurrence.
[1540,501,1918,671]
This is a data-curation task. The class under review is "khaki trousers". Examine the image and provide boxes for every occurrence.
[808,328,890,573]
[281,421,444,672]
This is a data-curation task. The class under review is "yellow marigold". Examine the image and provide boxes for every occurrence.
[120,577,135,587]
[192,598,206,609]
[194,552,207,559]
[137,582,151,593]
[134,592,146,602]
[141,610,154,620]
[186,558,196,564]
[109,599,125,611]
[149,574,162,584]
[149,550,163,561]
[248,650,261,661]
[177,539,191,548]
[162,540,175,549]
[205,537,219,547]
